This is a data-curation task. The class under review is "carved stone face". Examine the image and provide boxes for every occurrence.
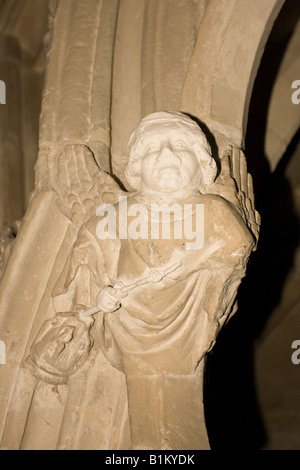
[139,123,200,193]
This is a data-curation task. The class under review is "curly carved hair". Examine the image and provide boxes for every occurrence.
[125,111,217,190]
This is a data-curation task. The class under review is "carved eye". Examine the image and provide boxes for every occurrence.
[174,140,186,149]
[146,143,159,152]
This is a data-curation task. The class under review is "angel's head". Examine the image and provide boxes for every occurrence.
[125,111,217,194]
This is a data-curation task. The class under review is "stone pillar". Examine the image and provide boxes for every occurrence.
[0,34,24,228]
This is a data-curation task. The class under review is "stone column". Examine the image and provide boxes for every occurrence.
[0,34,24,228]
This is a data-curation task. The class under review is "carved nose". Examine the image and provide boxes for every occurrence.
[158,145,180,163]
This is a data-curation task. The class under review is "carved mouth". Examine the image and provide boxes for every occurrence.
[158,165,181,174]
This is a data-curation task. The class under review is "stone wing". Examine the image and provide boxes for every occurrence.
[47,144,126,227]
[205,145,261,248]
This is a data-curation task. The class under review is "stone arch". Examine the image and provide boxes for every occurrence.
[181,0,286,155]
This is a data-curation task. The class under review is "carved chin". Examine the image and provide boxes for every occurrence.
[156,169,187,191]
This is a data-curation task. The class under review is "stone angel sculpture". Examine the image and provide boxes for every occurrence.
[26,111,260,450]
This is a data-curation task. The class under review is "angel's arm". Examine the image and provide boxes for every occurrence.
[201,196,255,339]
[200,147,260,337]
[203,146,260,250]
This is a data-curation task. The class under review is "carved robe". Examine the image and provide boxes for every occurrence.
[52,192,254,377]
[0,189,255,450]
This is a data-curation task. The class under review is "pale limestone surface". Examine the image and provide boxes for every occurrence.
[0,111,259,450]
[1,0,298,451]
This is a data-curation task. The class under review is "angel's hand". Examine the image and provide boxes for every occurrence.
[96,286,127,313]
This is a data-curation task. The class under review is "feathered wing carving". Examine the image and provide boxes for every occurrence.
[26,144,127,384]
[0,144,121,281]
[49,144,126,227]
[204,145,261,248]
